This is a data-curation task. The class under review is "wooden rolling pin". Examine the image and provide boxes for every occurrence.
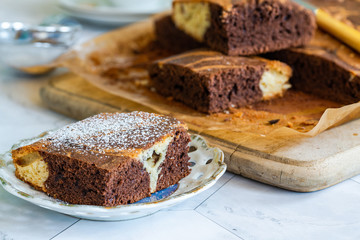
[294,0,360,53]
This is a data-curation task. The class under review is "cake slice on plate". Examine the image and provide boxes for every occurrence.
[12,111,191,206]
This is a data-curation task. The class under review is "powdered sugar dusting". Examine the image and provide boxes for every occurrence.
[43,112,181,154]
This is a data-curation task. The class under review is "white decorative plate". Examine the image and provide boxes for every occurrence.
[58,0,171,25]
[0,134,226,221]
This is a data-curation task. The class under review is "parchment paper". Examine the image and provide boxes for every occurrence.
[54,14,360,145]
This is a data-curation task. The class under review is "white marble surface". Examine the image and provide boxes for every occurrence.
[1,1,360,239]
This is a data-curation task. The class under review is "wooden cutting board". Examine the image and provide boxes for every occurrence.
[40,73,360,192]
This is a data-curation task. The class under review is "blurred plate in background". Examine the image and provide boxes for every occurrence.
[58,0,171,25]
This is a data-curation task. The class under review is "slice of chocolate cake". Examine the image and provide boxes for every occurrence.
[263,30,360,104]
[172,0,316,56]
[148,50,292,113]
[12,112,191,206]
[155,15,203,54]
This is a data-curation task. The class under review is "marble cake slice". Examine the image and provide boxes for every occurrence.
[12,112,191,206]
[172,0,316,56]
[263,30,360,104]
[148,50,292,113]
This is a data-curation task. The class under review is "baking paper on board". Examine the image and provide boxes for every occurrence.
[52,15,360,152]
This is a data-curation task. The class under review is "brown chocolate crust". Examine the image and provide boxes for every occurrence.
[263,30,360,104]
[155,15,203,54]
[156,128,191,191]
[148,50,266,113]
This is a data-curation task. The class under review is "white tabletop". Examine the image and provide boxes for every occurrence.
[1,1,360,239]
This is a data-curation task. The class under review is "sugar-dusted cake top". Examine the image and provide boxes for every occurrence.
[39,112,184,156]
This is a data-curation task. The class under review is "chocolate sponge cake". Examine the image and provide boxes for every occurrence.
[264,30,360,104]
[12,112,191,206]
[149,50,292,113]
[172,0,316,56]
[155,15,203,54]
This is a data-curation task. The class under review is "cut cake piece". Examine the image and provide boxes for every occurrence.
[155,14,203,54]
[148,50,292,113]
[263,30,360,104]
[172,0,316,55]
[12,112,191,206]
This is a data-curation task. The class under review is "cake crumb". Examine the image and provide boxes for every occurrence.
[268,119,280,125]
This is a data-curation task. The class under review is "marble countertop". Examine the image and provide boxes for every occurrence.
[1,1,360,239]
